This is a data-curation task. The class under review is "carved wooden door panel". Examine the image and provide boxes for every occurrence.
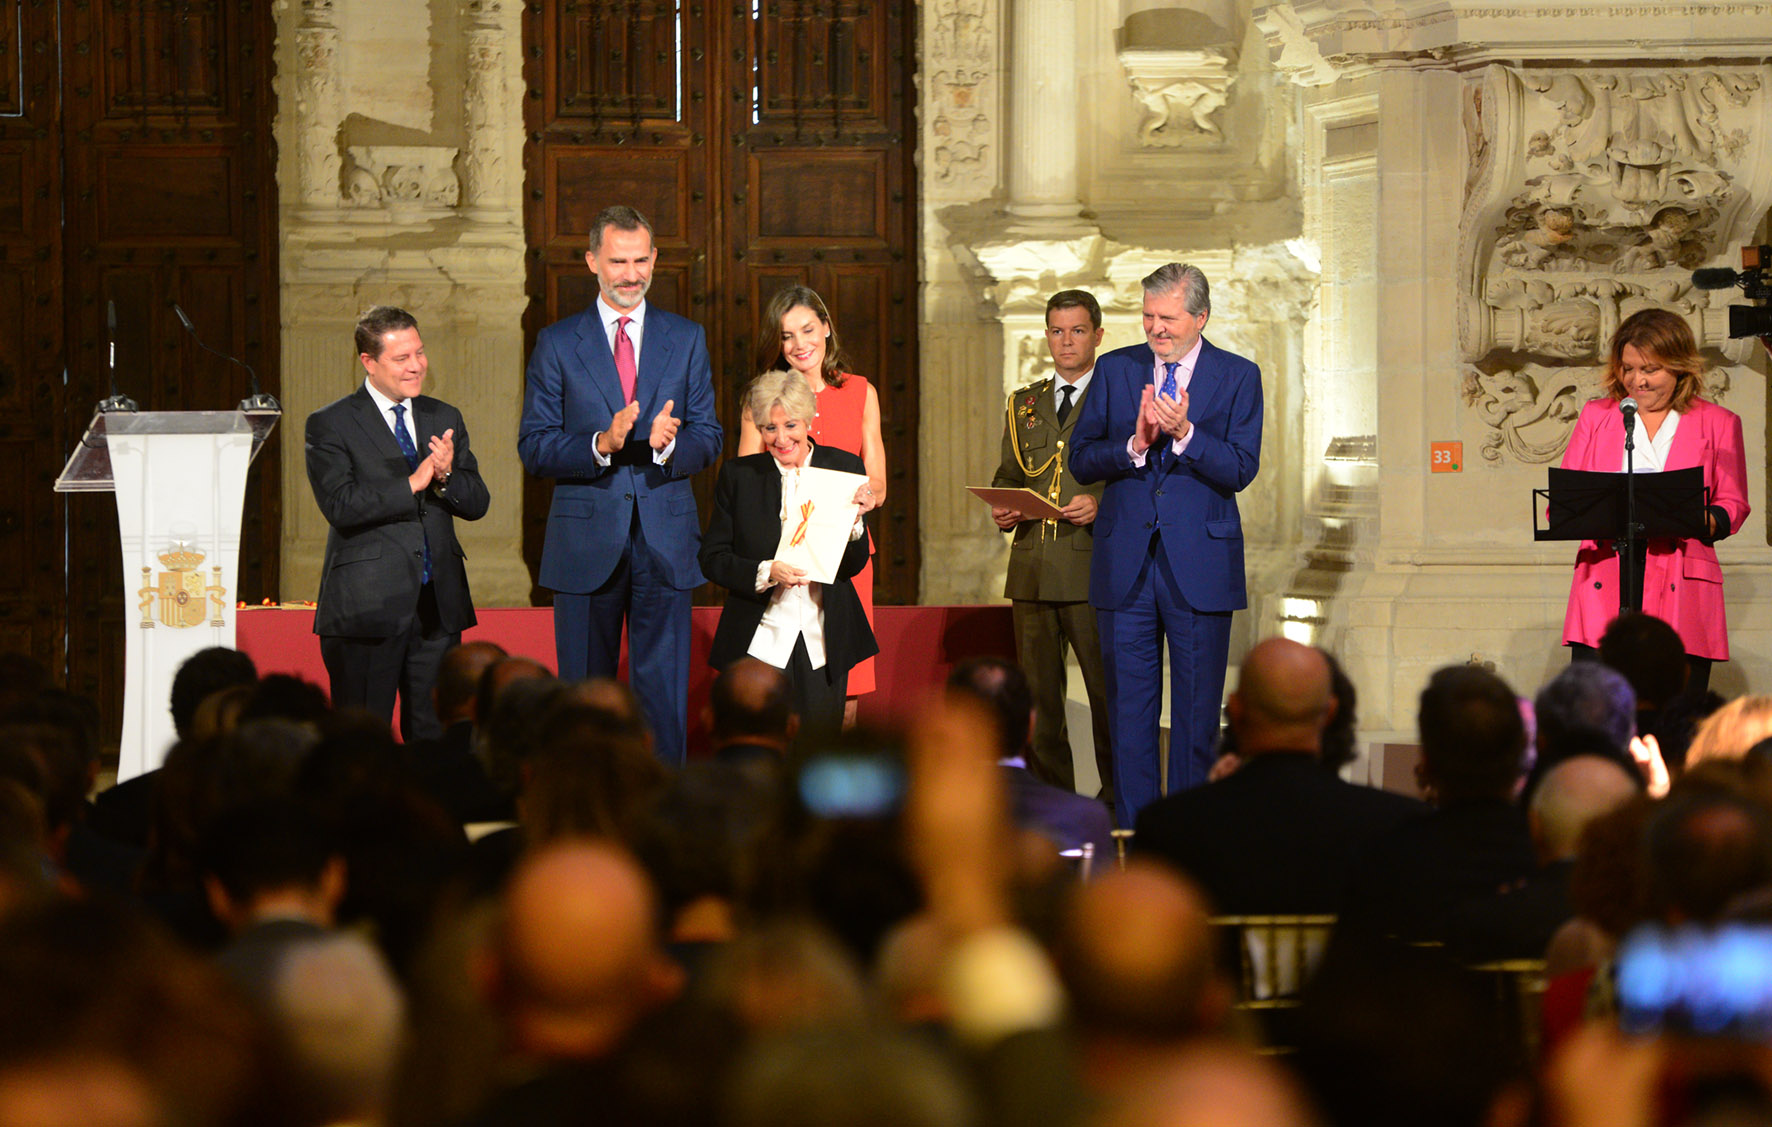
[523,0,919,605]
[17,1,280,741]
[0,0,65,672]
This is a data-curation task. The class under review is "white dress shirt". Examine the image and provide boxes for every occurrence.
[749,460,831,670]
[364,379,418,449]
[1623,410,1681,473]
[1055,368,1093,416]
[590,296,676,467]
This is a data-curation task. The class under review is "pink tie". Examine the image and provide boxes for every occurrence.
[615,316,637,403]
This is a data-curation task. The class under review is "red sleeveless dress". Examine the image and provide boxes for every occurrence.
[809,375,876,695]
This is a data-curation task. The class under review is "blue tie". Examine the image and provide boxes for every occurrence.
[1155,363,1180,468]
[392,404,432,585]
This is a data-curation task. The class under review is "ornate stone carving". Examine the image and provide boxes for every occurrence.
[1457,63,1772,463]
[460,0,518,217]
[293,0,342,210]
[1118,49,1237,145]
[342,146,462,215]
[1254,0,1772,72]
[926,0,998,194]
[1459,363,1590,464]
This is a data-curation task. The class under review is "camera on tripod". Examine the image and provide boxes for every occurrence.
[1692,245,1772,339]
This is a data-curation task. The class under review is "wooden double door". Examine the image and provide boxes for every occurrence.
[522,1,920,604]
[2,1,279,730]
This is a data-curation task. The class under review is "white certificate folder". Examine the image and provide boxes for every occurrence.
[774,467,868,584]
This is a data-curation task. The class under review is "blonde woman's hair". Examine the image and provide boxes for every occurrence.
[1685,695,1772,766]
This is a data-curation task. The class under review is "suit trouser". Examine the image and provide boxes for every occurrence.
[785,635,849,744]
[1012,598,1113,797]
[552,510,691,766]
[321,583,455,743]
[1097,535,1232,825]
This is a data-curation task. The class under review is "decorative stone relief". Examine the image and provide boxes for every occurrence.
[460,0,519,217]
[1457,63,1772,463]
[1118,49,1237,145]
[1459,363,1590,464]
[343,146,462,215]
[293,0,342,210]
[926,0,998,194]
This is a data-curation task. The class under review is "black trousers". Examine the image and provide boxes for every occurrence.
[320,583,456,742]
[785,635,848,744]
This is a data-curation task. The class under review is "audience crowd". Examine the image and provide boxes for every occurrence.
[4,610,1772,1127]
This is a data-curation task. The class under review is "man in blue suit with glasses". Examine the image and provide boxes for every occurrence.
[519,205,723,765]
[1070,263,1263,823]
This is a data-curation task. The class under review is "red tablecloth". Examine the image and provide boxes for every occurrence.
[237,604,1014,750]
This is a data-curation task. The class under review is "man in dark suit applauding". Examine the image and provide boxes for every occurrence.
[306,305,490,740]
[1071,263,1262,822]
[519,205,722,765]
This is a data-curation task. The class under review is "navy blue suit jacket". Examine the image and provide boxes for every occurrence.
[1069,338,1262,612]
[518,302,722,593]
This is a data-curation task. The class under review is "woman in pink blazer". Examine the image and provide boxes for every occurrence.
[1561,309,1750,692]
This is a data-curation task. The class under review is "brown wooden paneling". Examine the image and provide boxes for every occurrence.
[0,0,65,683]
[523,0,919,605]
[39,0,282,749]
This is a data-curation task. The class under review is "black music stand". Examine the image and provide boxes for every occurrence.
[1535,465,1708,615]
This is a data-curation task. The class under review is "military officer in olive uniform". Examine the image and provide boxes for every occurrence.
[990,289,1114,802]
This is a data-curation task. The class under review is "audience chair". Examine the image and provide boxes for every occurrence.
[1210,914,1337,1053]
[1464,958,1549,1063]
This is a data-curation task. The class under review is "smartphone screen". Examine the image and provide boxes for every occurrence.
[1615,923,1772,1039]
[798,754,905,820]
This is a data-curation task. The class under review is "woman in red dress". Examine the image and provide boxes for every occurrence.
[739,285,886,720]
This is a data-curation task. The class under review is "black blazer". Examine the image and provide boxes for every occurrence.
[700,446,877,674]
[1134,753,1427,915]
[305,386,490,638]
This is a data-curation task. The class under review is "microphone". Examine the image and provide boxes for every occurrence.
[1692,267,1742,290]
[1621,396,1638,435]
[171,302,280,413]
[97,299,138,413]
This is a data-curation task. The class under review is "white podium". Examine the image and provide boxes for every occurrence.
[57,409,279,780]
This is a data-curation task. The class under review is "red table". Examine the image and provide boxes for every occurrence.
[237,604,1015,750]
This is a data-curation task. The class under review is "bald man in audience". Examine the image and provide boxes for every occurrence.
[1133,638,1425,914]
[468,842,684,1125]
[1450,754,1639,960]
[705,658,798,772]
[1052,862,1232,1091]
[489,841,682,1061]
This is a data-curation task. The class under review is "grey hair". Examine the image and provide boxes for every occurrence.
[746,369,817,430]
[1535,661,1637,755]
[1142,263,1210,316]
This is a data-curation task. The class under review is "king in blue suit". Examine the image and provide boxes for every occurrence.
[518,206,723,765]
[1070,264,1263,822]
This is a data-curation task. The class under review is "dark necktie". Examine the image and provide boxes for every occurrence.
[615,316,637,403]
[392,404,432,585]
[1057,384,1074,426]
[1155,363,1180,468]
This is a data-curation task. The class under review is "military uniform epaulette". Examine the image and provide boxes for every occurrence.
[1013,376,1052,398]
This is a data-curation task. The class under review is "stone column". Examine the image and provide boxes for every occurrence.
[1005,0,1082,222]
[292,0,343,214]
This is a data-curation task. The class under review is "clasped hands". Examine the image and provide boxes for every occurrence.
[408,428,456,493]
[597,399,681,456]
[1132,383,1191,454]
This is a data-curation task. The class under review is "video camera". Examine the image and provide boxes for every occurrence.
[1692,245,1772,339]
